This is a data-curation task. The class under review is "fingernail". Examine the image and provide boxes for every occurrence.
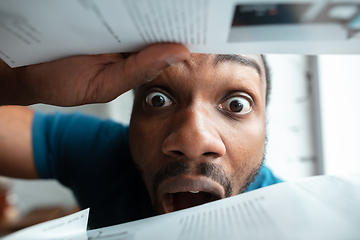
[165,55,186,66]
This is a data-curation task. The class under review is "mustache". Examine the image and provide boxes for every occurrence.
[152,161,233,199]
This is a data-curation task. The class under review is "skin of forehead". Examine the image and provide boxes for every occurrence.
[181,54,263,76]
[187,53,263,68]
[135,53,266,96]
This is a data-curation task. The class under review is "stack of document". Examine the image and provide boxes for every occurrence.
[2,174,360,240]
[0,0,359,68]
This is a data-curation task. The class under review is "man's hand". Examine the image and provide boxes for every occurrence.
[0,43,189,106]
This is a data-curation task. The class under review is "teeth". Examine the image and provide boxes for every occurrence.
[190,191,199,193]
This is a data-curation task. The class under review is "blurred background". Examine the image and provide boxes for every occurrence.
[1,54,360,234]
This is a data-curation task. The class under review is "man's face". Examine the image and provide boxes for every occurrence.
[129,54,267,214]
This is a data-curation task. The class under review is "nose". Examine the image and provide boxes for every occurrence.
[162,106,226,161]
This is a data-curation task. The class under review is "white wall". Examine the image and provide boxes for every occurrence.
[29,90,134,123]
[316,55,360,175]
[265,55,316,180]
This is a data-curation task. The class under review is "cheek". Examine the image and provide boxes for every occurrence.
[129,116,168,187]
[221,118,266,190]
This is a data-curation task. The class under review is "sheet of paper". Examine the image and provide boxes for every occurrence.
[0,0,359,68]
[86,174,360,240]
[1,209,89,240]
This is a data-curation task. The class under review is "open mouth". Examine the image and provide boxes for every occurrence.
[157,176,225,214]
[162,191,221,213]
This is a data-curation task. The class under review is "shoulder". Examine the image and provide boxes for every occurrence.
[245,165,283,192]
[33,111,129,144]
[32,111,130,179]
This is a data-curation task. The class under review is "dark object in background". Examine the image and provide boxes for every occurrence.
[231,3,310,26]
[0,181,9,220]
[230,2,360,39]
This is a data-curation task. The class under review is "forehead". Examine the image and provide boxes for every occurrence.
[136,53,266,99]
[183,54,263,74]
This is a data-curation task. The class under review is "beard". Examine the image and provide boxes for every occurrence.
[151,155,265,212]
[131,136,268,215]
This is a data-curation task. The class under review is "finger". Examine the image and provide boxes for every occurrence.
[102,43,190,94]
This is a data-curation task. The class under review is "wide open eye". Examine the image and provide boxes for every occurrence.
[219,96,252,114]
[145,92,173,107]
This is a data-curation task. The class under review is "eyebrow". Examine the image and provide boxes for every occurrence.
[213,54,262,76]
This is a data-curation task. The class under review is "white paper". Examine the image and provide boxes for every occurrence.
[1,208,89,240]
[0,0,359,68]
[3,175,359,239]
[86,174,360,240]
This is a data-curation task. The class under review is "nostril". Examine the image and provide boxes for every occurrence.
[171,151,184,157]
[203,152,215,156]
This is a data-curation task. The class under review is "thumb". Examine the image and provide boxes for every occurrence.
[107,43,190,92]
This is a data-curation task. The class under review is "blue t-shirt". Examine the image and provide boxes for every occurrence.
[32,112,282,229]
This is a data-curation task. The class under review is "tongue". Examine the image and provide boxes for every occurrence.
[173,192,212,211]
